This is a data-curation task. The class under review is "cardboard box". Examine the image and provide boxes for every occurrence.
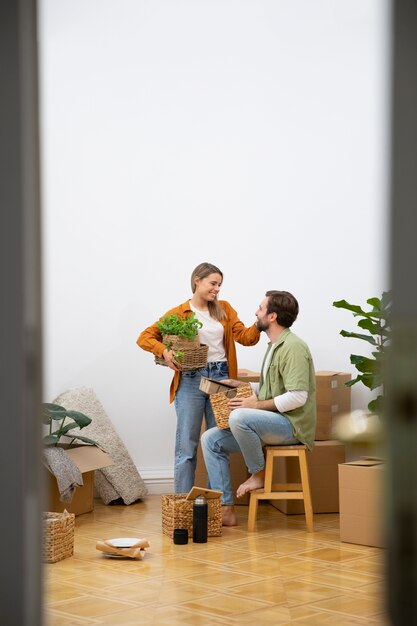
[237,369,260,383]
[199,377,237,397]
[269,440,345,514]
[46,445,113,516]
[338,459,385,547]
[315,371,351,440]
[195,442,251,505]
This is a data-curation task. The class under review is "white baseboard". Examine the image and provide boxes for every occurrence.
[139,467,174,495]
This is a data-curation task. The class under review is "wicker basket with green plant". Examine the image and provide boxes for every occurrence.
[154,312,208,370]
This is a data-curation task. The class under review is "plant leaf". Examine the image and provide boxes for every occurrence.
[368,395,384,415]
[340,330,377,345]
[357,318,382,335]
[60,421,83,435]
[43,434,60,445]
[381,291,393,308]
[67,434,97,446]
[345,372,380,391]
[354,373,376,390]
[350,355,380,373]
[358,310,390,321]
[370,373,383,389]
[65,410,92,428]
[366,297,381,310]
[333,300,367,316]
[157,312,202,339]
[344,377,360,388]
[42,403,68,422]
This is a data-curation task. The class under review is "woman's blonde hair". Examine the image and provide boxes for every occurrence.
[191,262,227,321]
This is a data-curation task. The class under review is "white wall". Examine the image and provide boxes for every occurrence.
[38,0,390,487]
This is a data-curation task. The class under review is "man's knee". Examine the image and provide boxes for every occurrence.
[229,408,247,430]
[201,427,216,453]
[200,429,209,450]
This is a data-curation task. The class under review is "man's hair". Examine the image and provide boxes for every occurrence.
[265,291,299,328]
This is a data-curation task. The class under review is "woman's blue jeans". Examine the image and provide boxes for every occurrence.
[201,408,299,505]
[173,361,228,493]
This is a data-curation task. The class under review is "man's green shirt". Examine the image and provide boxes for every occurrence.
[258,328,316,450]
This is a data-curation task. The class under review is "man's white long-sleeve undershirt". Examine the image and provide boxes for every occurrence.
[250,382,307,413]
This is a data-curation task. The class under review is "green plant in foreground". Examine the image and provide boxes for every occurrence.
[157,312,202,339]
[43,403,98,447]
[333,291,392,415]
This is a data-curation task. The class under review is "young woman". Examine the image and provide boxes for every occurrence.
[137,262,260,493]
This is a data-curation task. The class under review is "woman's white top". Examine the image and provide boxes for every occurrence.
[190,302,226,363]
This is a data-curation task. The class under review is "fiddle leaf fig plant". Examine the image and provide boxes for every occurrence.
[332,291,392,415]
[42,403,98,447]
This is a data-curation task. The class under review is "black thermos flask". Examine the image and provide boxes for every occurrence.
[193,495,208,543]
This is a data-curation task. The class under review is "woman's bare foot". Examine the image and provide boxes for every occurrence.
[236,470,265,498]
[222,505,238,526]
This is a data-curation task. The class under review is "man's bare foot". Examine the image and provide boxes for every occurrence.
[222,505,238,526]
[236,470,265,498]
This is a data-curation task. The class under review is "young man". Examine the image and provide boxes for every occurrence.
[201,290,316,526]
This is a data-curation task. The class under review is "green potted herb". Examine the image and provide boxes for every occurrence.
[155,312,207,370]
[157,312,202,340]
[157,312,202,358]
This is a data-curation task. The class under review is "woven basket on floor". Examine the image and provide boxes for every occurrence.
[155,339,208,371]
[161,493,222,538]
[43,510,75,563]
[210,384,253,430]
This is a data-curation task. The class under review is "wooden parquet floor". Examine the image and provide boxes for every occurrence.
[44,495,389,625]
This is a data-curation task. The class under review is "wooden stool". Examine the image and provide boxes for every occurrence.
[247,444,313,532]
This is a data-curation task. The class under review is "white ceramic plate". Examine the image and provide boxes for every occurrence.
[102,552,129,558]
[107,537,141,548]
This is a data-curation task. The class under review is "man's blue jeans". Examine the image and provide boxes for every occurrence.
[201,408,299,504]
[173,361,228,493]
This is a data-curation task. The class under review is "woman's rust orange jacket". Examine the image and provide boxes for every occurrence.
[137,300,260,403]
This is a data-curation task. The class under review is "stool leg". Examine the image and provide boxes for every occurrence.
[247,493,259,531]
[298,449,314,532]
[263,450,274,492]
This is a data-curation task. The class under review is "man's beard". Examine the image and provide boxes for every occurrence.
[256,319,269,332]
